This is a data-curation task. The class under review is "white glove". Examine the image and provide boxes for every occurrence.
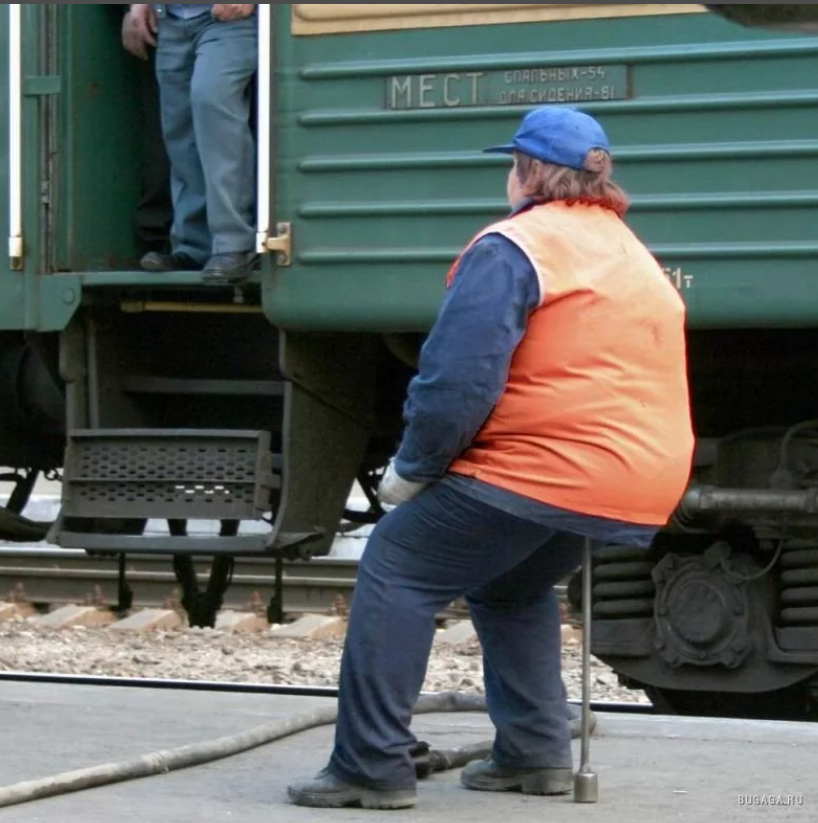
[377,460,428,508]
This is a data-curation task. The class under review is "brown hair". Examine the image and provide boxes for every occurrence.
[514,149,630,217]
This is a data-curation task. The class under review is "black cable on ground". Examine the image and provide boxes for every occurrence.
[0,691,596,810]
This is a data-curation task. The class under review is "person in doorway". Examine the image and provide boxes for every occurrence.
[117,4,173,257]
[127,4,258,283]
[287,105,695,810]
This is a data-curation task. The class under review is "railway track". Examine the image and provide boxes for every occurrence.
[0,547,630,708]
[0,549,359,617]
[0,670,652,713]
[0,546,570,625]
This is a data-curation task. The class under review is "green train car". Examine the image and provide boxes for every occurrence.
[3,3,818,719]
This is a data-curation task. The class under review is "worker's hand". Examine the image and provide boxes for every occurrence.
[122,4,158,61]
[211,4,256,22]
[377,461,427,508]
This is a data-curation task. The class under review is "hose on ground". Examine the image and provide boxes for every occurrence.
[0,691,594,810]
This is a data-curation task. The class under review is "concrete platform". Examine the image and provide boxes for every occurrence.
[0,681,814,822]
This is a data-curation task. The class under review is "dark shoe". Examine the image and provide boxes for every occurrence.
[461,759,573,796]
[201,251,259,285]
[287,769,417,810]
[140,251,202,273]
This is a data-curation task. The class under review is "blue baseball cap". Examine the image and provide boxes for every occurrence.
[484,105,611,170]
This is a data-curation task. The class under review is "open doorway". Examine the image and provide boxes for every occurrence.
[10,4,270,276]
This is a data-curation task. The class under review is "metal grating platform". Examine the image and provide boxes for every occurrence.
[61,430,276,521]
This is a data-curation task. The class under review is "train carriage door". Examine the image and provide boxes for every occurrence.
[4,4,58,279]
[1,4,66,331]
[6,4,148,278]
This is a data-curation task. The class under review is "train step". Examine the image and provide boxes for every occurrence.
[51,429,323,556]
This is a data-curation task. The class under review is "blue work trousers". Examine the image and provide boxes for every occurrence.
[328,481,643,792]
[154,12,257,263]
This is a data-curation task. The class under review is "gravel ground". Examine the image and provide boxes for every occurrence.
[0,620,649,703]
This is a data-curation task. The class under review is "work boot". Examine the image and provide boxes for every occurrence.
[140,251,202,273]
[287,769,418,810]
[461,760,573,796]
[201,251,259,285]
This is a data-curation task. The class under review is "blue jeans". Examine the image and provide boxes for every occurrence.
[154,13,257,262]
[328,481,657,792]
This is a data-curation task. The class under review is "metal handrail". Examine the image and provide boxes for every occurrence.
[255,3,272,254]
[8,4,23,269]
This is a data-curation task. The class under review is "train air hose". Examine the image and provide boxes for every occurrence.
[0,691,595,809]
[0,507,50,542]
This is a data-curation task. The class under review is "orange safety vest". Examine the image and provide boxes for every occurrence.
[447,201,695,526]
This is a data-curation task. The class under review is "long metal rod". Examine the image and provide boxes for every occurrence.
[574,536,599,803]
[120,301,264,315]
[581,537,593,766]
[8,4,23,268]
[255,4,272,254]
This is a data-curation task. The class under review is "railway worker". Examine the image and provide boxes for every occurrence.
[127,4,258,283]
[287,105,695,810]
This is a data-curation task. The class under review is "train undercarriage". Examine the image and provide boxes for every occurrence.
[0,309,414,628]
[569,482,818,721]
[3,319,818,720]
